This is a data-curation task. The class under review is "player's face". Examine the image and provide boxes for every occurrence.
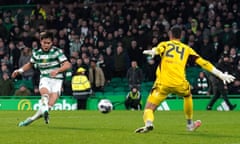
[40,38,53,52]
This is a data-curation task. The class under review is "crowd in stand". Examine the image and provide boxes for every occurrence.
[0,0,240,96]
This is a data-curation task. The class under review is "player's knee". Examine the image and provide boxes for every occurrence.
[183,94,192,98]
[145,102,158,111]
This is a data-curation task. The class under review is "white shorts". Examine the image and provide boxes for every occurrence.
[39,77,63,95]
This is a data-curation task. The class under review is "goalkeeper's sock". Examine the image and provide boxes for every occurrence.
[143,109,154,124]
[183,95,193,120]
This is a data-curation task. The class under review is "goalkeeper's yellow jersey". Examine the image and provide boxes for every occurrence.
[154,39,214,86]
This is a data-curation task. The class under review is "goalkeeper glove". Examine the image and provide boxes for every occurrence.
[143,48,156,58]
[211,68,235,84]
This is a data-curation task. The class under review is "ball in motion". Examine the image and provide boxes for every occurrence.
[98,99,113,114]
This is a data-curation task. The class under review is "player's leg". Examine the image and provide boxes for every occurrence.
[43,79,62,123]
[221,89,237,110]
[183,94,197,131]
[48,92,59,109]
[206,85,219,110]
[38,86,51,124]
[18,91,50,126]
[135,86,167,133]
[179,82,201,131]
[18,78,50,127]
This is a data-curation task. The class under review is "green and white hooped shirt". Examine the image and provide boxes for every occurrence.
[30,46,68,79]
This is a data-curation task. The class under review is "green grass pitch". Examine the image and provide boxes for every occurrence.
[0,110,240,144]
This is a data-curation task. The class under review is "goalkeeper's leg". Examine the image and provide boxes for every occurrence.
[135,88,166,133]
[184,94,201,131]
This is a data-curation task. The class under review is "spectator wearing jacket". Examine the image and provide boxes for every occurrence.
[125,86,142,110]
[88,58,105,92]
[126,60,144,90]
[71,67,92,110]
[0,72,14,96]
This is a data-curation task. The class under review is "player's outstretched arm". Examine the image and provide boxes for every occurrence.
[11,62,33,78]
[195,57,235,84]
[211,68,235,84]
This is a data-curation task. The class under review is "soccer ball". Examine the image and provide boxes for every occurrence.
[98,99,113,114]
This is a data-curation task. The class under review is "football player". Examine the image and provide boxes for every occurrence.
[12,32,72,126]
[135,26,235,133]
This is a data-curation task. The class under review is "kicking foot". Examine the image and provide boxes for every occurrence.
[135,125,154,133]
[187,120,202,131]
[135,121,154,133]
[18,117,33,127]
[43,111,49,124]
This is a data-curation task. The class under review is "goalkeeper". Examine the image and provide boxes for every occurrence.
[135,26,235,133]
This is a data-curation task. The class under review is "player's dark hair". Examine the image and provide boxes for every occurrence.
[40,31,54,41]
[170,26,181,39]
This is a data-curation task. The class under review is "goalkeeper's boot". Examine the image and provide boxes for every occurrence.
[187,120,202,131]
[43,111,49,124]
[18,117,33,127]
[135,121,154,133]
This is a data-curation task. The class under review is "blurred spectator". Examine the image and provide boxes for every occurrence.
[126,60,144,90]
[0,18,8,40]
[0,72,14,96]
[88,58,105,92]
[229,47,240,65]
[97,54,109,83]
[70,56,78,74]
[18,46,34,80]
[207,55,237,110]
[192,71,210,95]
[32,68,40,96]
[7,41,21,70]
[222,44,230,56]
[31,4,47,20]
[144,56,157,82]
[191,19,198,34]
[232,22,240,48]
[69,34,81,57]
[103,47,114,83]
[211,35,223,64]
[122,30,134,51]
[3,17,13,38]
[15,9,25,28]
[0,38,6,60]
[14,83,32,96]
[114,45,129,79]
[0,62,10,77]
[199,36,216,63]
[127,40,144,67]
[230,59,240,94]
[125,86,142,110]
[219,24,235,47]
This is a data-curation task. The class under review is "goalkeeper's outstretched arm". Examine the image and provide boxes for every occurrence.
[195,57,235,84]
